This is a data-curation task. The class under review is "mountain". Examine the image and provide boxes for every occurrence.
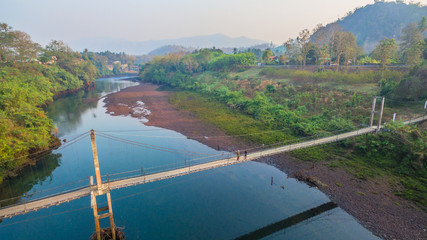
[71,34,266,55]
[148,45,194,56]
[313,2,427,52]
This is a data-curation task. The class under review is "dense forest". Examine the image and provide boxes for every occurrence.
[0,23,99,182]
[312,1,427,52]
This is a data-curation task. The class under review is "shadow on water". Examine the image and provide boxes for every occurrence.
[235,202,338,240]
[0,153,62,208]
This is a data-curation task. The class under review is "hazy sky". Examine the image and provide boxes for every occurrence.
[0,0,410,46]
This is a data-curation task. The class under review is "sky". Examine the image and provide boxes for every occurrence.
[0,0,416,47]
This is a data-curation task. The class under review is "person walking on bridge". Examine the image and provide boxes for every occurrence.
[237,150,240,161]
[244,150,247,160]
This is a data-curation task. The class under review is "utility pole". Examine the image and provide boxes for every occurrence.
[90,129,116,240]
[369,96,385,131]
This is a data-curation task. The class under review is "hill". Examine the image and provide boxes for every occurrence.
[148,45,193,56]
[71,34,266,55]
[314,2,427,52]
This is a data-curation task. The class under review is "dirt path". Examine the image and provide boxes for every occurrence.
[104,83,427,240]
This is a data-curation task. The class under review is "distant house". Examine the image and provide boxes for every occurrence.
[269,56,279,64]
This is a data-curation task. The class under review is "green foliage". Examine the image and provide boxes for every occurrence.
[350,122,427,207]
[371,37,397,69]
[381,60,427,100]
[0,23,98,182]
[259,67,403,84]
[209,53,256,71]
[358,56,380,65]
[314,2,427,52]
[262,49,273,63]
[113,62,122,75]
[141,49,425,207]
[169,92,291,145]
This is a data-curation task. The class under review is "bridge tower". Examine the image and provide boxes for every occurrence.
[90,129,116,240]
[369,96,385,131]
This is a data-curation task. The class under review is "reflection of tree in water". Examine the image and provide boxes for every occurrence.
[0,153,62,208]
[46,79,139,136]
[46,89,99,135]
[95,78,140,94]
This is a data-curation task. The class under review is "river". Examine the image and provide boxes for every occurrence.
[0,76,380,239]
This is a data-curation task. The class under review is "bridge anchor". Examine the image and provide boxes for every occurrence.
[369,96,385,131]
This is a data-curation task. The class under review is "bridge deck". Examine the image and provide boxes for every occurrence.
[0,115,425,219]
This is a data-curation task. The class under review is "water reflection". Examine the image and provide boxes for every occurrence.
[0,153,61,207]
[0,76,380,240]
[0,76,139,207]
[46,76,139,136]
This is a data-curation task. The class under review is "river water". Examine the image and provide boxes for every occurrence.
[0,76,380,239]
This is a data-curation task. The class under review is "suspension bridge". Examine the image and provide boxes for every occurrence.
[0,114,425,220]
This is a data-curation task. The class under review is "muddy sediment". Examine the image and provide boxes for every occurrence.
[103,83,249,151]
[104,83,427,240]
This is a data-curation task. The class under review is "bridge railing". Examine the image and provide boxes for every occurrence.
[0,177,91,209]
[3,116,425,212]
[0,126,369,210]
[98,152,235,184]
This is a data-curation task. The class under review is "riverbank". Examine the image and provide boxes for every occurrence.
[103,83,427,240]
[104,83,249,151]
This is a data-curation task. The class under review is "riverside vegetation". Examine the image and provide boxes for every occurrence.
[0,23,100,182]
[0,23,139,183]
[139,19,427,209]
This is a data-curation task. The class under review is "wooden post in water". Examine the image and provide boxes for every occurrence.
[90,129,116,240]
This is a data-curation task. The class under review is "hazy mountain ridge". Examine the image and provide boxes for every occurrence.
[148,45,194,56]
[316,2,427,52]
[71,34,266,55]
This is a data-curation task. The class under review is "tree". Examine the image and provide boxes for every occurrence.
[262,49,273,63]
[284,38,302,65]
[0,23,14,63]
[400,18,426,66]
[296,29,311,66]
[418,16,427,32]
[113,62,122,75]
[279,54,290,65]
[371,37,397,69]
[11,31,40,63]
[43,40,74,62]
[331,31,358,70]
[182,55,199,73]
[195,49,213,70]
[311,22,343,65]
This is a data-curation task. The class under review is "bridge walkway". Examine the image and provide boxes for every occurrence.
[0,115,425,219]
